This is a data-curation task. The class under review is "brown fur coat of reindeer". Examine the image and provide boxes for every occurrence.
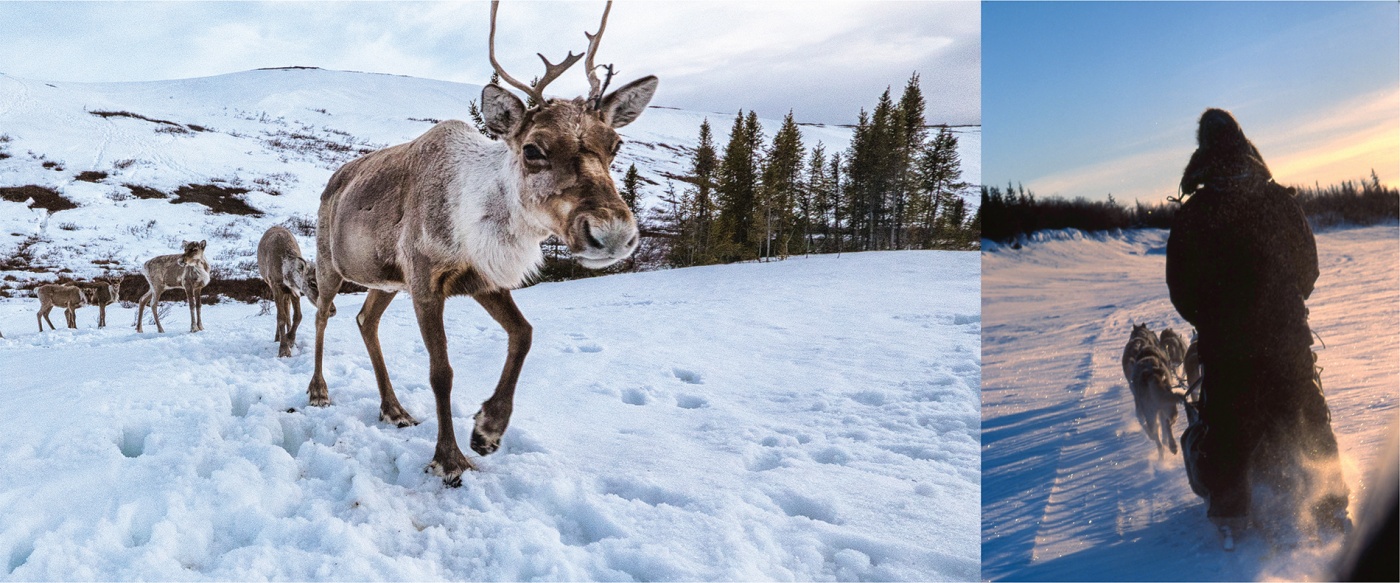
[137,240,211,333]
[36,284,88,331]
[258,226,317,357]
[306,0,657,486]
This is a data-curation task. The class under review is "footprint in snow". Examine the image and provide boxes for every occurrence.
[558,333,603,353]
[620,387,650,406]
[671,367,703,384]
[116,423,151,458]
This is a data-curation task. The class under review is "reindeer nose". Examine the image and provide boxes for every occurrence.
[582,217,638,254]
[575,215,639,269]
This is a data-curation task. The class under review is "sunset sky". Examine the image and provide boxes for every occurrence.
[983,1,1399,203]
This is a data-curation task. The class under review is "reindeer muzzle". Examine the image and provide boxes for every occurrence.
[571,213,639,269]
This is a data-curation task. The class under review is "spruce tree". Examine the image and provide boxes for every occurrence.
[803,143,828,255]
[916,127,967,248]
[715,111,761,260]
[756,111,804,260]
[893,73,928,249]
[620,164,643,217]
[867,88,900,251]
[690,119,719,263]
[829,151,844,253]
[842,109,872,252]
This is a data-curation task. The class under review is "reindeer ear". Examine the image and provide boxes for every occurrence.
[481,84,526,137]
[199,240,207,250]
[600,76,657,129]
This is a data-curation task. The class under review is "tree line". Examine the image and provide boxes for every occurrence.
[980,171,1399,243]
[651,72,978,269]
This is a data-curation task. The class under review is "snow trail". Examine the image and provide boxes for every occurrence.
[982,225,1398,581]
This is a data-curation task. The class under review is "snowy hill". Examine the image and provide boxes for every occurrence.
[0,250,980,580]
[0,67,980,288]
[981,224,1398,580]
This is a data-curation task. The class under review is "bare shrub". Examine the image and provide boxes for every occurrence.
[280,214,317,237]
[125,219,156,238]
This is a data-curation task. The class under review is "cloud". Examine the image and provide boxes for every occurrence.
[0,1,979,126]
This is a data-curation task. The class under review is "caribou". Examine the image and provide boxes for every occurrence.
[79,279,122,328]
[36,284,88,331]
[136,240,211,333]
[306,0,657,485]
[258,226,318,357]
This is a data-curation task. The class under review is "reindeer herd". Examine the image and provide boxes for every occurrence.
[1122,323,1202,458]
[21,234,310,341]
[5,1,653,486]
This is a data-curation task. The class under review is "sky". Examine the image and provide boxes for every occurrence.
[983,1,1399,203]
[0,1,980,127]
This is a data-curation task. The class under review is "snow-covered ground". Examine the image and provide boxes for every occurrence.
[0,250,980,580]
[980,224,1399,581]
[0,67,980,286]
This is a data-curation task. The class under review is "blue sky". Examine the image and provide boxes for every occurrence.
[0,1,979,127]
[983,1,1399,203]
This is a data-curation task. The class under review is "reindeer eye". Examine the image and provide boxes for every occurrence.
[611,140,623,156]
[523,144,547,162]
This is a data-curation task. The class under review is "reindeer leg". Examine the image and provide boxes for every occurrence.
[135,291,149,333]
[307,273,342,407]
[66,307,76,329]
[37,306,49,332]
[150,287,166,333]
[289,294,303,347]
[358,290,417,427]
[275,293,291,354]
[195,286,205,331]
[469,289,533,457]
[99,304,106,328]
[414,292,474,485]
[186,286,197,332]
[273,291,286,343]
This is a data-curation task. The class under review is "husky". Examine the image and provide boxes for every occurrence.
[1129,346,1182,458]
[1183,337,1202,391]
[1159,328,1188,371]
[1122,323,1160,382]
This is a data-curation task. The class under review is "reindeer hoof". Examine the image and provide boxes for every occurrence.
[426,453,475,487]
[307,377,331,407]
[379,407,419,428]
[470,410,504,456]
[278,345,293,358]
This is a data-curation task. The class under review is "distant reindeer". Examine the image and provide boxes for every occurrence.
[79,279,122,327]
[258,226,317,357]
[306,0,656,486]
[136,240,211,333]
[1121,323,1159,382]
[1130,346,1182,459]
[36,284,88,331]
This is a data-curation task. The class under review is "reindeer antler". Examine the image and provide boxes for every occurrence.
[489,0,586,106]
[583,1,616,108]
